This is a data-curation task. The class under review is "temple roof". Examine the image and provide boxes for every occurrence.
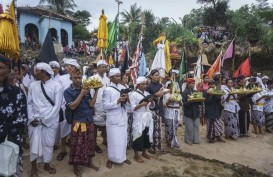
[17,6,77,25]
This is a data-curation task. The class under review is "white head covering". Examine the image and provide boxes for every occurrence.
[35,62,54,75]
[172,69,179,74]
[97,60,108,67]
[49,61,60,68]
[63,58,80,68]
[136,76,147,84]
[262,75,269,80]
[109,68,121,77]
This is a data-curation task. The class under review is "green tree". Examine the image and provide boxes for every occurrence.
[39,0,77,14]
[121,3,142,24]
[73,10,92,27]
[73,24,91,40]
[229,5,263,43]
[182,8,204,29]
[202,0,229,27]
[197,0,217,9]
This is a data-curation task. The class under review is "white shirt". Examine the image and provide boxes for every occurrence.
[22,74,34,88]
[163,93,180,107]
[221,87,240,113]
[53,74,61,81]
[27,79,63,128]
[252,90,266,112]
[264,89,273,114]
[59,74,72,90]
[129,89,154,142]
[102,82,127,126]
[90,73,110,114]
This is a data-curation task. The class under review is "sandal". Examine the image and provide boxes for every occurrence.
[124,159,132,165]
[56,151,67,161]
[44,166,56,174]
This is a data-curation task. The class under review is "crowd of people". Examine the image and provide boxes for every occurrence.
[0,53,273,177]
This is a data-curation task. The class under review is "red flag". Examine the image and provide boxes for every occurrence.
[0,4,3,14]
[207,52,222,79]
[222,38,235,66]
[233,58,251,78]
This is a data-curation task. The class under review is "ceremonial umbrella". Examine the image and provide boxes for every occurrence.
[97,10,108,50]
[0,0,20,60]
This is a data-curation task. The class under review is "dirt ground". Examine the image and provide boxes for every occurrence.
[23,123,273,177]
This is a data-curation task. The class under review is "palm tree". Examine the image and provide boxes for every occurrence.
[120,3,142,24]
[39,0,77,14]
[197,0,217,9]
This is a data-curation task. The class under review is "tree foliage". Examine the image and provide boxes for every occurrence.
[73,24,91,40]
[39,0,77,14]
[73,10,92,27]
[120,3,142,24]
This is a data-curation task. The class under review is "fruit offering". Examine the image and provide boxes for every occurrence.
[188,92,205,102]
[82,77,103,90]
[207,88,225,95]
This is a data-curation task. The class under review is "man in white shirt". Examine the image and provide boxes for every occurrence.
[102,68,131,169]
[90,60,110,153]
[28,63,63,177]
[129,76,154,163]
[56,58,80,161]
[49,61,61,81]
[21,64,34,92]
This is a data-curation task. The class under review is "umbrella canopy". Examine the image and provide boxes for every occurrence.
[0,0,20,60]
[191,54,211,67]
[97,10,108,49]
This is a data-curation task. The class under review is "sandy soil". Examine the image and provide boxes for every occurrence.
[23,124,273,177]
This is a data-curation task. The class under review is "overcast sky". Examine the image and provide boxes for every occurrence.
[3,0,258,30]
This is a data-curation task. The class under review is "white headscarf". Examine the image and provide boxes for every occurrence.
[63,58,80,68]
[109,68,121,77]
[262,75,269,80]
[35,62,54,75]
[97,60,108,67]
[49,61,60,68]
[136,76,147,85]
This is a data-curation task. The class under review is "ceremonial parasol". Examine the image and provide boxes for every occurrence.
[0,0,20,60]
[97,10,108,50]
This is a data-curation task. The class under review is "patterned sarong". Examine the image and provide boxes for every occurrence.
[69,121,95,166]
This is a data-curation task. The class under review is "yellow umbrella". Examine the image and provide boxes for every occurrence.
[97,10,108,49]
[0,0,19,60]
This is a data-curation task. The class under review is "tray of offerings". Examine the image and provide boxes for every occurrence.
[188,92,205,102]
[245,87,262,95]
[82,78,103,89]
[207,88,225,96]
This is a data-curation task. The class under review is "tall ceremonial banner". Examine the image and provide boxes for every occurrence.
[207,51,222,79]
[138,51,147,76]
[152,33,172,77]
[121,44,129,73]
[178,50,186,82]
[221,38,235,66]
[130,35,143,84]
[38,30,58,63]
[194,54,203,85]
[233,57,251,78]
[107,14,118,51]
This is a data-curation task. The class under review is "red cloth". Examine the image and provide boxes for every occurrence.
[207,52,222,79]
[187,78,195,84]
[0,4,3,14]
[233,58,251,78]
